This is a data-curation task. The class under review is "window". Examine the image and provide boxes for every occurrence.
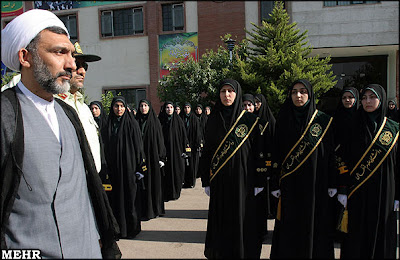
[104,88,146,109]
[324,1,379,7]
[58,14,78,41]
[162,3,184,32]
[101,7,143,37]
[260,1,275,22]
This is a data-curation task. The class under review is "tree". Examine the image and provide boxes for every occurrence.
[241,1,337,114]
[157,34,246,107]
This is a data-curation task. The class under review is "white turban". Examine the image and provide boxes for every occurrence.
[1,9,69,72]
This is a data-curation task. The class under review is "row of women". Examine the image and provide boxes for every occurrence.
[198,79,399,259]
[88,97,211,239]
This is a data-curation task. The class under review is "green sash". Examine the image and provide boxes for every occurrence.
[279,110,333,183]
[210,110,259,182]
[337,117,399,233]
[277,110,332,221]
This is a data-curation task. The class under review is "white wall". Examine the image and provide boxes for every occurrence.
[185,1,198,33]
[290,1,399,48]
[73,4,150,102]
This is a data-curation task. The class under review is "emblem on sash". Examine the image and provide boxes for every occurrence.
[310,123,322,137]
[379,131,393,146]
[235,124,248,138]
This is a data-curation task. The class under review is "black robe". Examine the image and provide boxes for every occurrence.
[90,100,108,131]
[200,79,265,259]
[270,79,336,259]
[102,97,145,239]
[253,93,277,250]
[136,99,167,220]
[339,84,399,259]
[159,102,190,202]
[387,99,399,122]
[331,87,360,241]
[181,106,202,188]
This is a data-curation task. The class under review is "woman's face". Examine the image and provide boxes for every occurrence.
[341,92,356,108]
[175,106,181,114]
[388,101,396,110]
[113,101,125,117]
[255,100,262,111]
[205,107,211,115]
[195,107,202,115]
[90,104,101,117]
[291,83,309,107]
[220,85,236,106]
[243,101,255,113]
[166,104,174,115]
[139,102,149,115]
[361,90,380,113]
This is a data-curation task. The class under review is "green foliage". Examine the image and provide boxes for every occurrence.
[1,71,19,87]
[157,1,336,115]
[157,34,247,107]
[101,91,115,115]
[241,1,337,114]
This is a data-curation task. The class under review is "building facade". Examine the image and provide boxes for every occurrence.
[1,1,398,113]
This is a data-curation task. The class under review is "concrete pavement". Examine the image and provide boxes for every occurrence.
[117,178,398,259]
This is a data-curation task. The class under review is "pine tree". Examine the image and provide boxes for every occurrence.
[240,1,337,114]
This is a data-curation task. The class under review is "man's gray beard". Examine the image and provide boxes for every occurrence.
[32,53,70,94]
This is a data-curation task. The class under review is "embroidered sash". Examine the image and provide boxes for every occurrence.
[210,110,259,182]
[276,110,332,220]
[337,118,399,233]
[279,110,333,183]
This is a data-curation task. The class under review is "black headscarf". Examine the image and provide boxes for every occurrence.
[387,99,399,122]
[90,100,108,130]
[212,78,244,130]
[254,93,276,128]
[135,99,166,219]
[357,84,387,147]
[275,79,315,142]
[101,96,145,238]
[242,94,255,105]
[158,101,189,201]
[332,87,360,147]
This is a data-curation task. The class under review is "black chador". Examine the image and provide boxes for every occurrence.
[387,98,399,122]
[136,99,167,220]
[195,104,208,156]
[89,100,108,131]
[158,101,190,202]
[338,84,399,259]
[270,79,336,259]
[181,103,202,188]
[101,96,146,239]
[200,79,265,259]
[253,93,277,252]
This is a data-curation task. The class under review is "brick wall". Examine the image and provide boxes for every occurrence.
[197,1,246,57]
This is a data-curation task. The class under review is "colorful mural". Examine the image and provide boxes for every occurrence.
[159,32,198,79]
[34,1,128,10]
[1,1,23,17]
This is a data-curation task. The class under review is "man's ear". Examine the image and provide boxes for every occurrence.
[18,48,32,69]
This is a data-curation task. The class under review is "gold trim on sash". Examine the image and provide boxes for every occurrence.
[280,110,333,183]
[211,110,246,161]
[260,121,269,136]
[210,111,259,182]
[348,131,398,199]
[349,117,387,176]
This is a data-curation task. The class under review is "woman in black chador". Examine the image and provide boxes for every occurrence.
[337,84,399,259]
[136,99,167,220]
[158,101,190,201]
[200,79,265,259]
[270,79,336,259]
[89,100,108,131]
[387,98,399,122]
[181,103,202,188]
[101,96,146,239]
